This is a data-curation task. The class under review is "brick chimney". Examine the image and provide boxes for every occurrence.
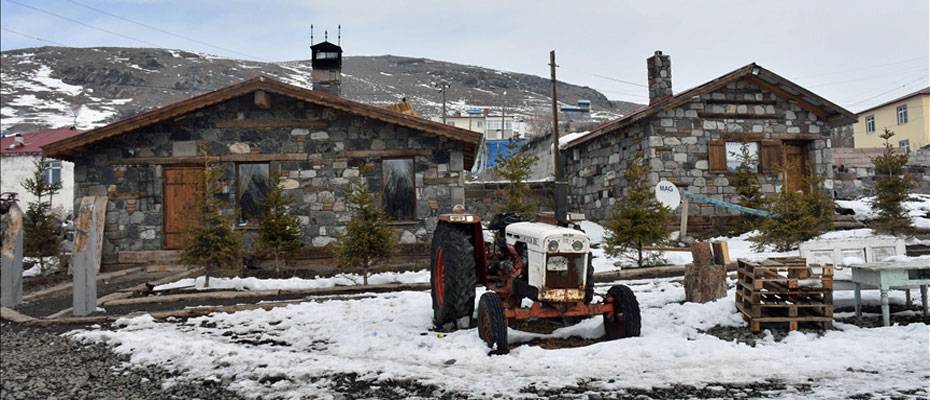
[647,50,673,104]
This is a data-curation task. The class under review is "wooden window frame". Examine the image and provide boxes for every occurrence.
[896,105,908,125]
[709,137,782,175]
[380,157,417,223]
[235,162,271,228]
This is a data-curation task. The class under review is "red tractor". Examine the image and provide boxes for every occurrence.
[430,210,641,354]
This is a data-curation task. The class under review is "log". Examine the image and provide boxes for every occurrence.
[711,241,730,266]
[683,263,727,303]
[690,242,714,267]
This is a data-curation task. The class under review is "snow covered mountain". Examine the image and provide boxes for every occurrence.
[0,46,642,133]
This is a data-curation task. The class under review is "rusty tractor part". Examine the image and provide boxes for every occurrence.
[430,210,642,354]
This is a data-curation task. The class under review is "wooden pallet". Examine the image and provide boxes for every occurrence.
[736,258,834,333]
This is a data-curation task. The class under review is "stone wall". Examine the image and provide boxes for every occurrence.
[463,181,555,221]
[832,147,930,199]
[563,78,835,224]
[72,91,467,263]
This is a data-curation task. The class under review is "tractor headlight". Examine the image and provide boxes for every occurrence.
[547,240,560,252]
[572,240,584,251]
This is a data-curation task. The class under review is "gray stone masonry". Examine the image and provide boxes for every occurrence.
[72,91,467,263]
[563,78,836,224]
[647,51,673,104]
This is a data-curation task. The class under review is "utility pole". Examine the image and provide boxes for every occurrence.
[549,50,567,225]
[501,91,507,139]
[434,81,451,124]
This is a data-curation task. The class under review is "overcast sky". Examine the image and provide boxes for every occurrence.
[1,0,928,111]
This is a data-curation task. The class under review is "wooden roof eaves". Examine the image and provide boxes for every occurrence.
[43,76,481,160]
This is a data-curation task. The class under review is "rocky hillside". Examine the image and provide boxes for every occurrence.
[0,46,641,133]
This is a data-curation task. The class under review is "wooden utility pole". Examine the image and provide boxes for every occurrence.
[549,50,567,224]
[549,50,560,181]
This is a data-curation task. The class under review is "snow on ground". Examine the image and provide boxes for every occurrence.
[836,193,930,229]
[70,276,929,399]
[154,270,429,291]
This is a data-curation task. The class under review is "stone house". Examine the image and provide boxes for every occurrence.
[42,76,481,264]
[561,51,857,232]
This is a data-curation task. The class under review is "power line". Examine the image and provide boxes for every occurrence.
[1,27,70,47]
[588,72,648,88]
[807,65,929,88]
[63,0,261,61]
[796,56,927,80]
[846,74,928,109]
[5,0,161,47]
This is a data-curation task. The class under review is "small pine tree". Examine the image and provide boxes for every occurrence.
[750,172,833,252]
[181,152,242,287]
[493,139,538,217]
[729,143,765,234]
[603,151,670,267]
[256,181,302,275]
[336,166,395,285]
[869,128,913,235]
[21,157,63,274]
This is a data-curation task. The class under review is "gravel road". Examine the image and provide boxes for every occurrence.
[0,321,246,400]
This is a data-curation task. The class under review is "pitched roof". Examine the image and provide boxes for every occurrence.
[1,127,82,156]
[43,76,482,162]
[855,86,930,115]
[563,63,857,149]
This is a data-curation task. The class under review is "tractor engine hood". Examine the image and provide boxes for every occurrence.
[504,222,589,254]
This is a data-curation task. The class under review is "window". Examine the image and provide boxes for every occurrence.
[725,142,759,173]
[896,105,908,125]
[237,163,270,225]
[476,121,483,128]
[44,160,62,185]
[899,139,910,153]
[865,115,875,133]
[315,51,339,60]
[382,159,415,220]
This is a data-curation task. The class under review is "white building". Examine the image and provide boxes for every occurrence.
[1,128,81,214]
[432,108,523,140]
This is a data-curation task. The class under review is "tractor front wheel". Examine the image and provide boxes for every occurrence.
[477,292,509,354]
[431,223,477,330]
[603,284,642,339]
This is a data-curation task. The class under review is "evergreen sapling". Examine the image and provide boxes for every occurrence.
[869,129,913,235]
[256,181,302,275]
[493,139,538,218]
[603,151,670,267]
[336,166,395,285]
[21,157,63,274]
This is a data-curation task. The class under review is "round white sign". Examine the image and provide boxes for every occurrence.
[655,180,681,210]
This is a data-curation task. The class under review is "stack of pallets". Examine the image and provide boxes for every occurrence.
[735,257,833,333]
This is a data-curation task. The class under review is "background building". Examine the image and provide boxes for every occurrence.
[1,127,81,213]
[852,87,929,150]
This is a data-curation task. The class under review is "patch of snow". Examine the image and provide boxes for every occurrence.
[154,270,430,292]
[70,276,929,399]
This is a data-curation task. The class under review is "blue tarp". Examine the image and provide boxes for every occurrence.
[485,139,526,168]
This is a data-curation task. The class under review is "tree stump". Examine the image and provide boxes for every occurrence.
[684,241,727,303]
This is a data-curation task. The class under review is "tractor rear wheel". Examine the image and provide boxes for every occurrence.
[431,223,477,330]
[477,292,509,354]
[603,284,642,339]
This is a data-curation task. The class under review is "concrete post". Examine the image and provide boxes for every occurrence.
[72,197,98,316]
[1,202,24,308]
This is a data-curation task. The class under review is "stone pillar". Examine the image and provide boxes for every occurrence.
[72,197,99,317]
[1,202,24,308]
[647,50,673,104]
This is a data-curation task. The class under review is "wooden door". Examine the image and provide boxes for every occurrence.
[783,142,809,193]
[164,167,204,250]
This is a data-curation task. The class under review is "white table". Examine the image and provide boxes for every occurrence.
[850,260,930,327]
